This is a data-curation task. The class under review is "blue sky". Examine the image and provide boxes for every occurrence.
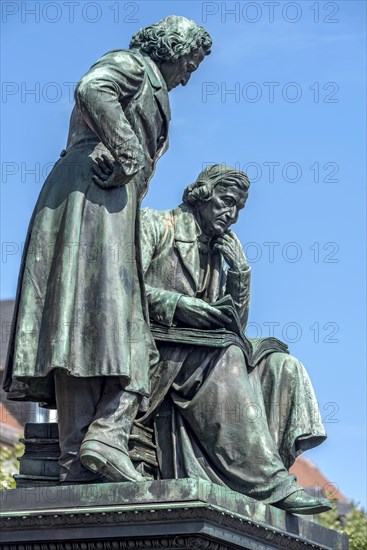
[1,1,366,506]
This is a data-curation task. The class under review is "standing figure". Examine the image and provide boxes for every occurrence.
[3,16,211,484]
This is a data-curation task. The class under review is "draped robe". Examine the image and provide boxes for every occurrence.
[139,204,327,501]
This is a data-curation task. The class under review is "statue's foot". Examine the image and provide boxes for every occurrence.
[80,440,144,482]
[273,490,332,514]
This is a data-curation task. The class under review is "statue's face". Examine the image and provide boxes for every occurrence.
[196,184,247,236]
[159,47,205,91]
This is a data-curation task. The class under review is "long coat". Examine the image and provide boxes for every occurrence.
[3,49,170,404]
[139,203,251,418]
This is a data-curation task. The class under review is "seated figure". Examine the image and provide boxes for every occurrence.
[137,164,330,514]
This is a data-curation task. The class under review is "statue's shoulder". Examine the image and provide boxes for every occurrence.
[141,205,195,246]
[141,207,175,226]
[141,207,178,250]
[91,48,146,74]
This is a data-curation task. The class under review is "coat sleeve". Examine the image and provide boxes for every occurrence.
[140,209,183,326]
[221,229,251,331]
[75,50,146,178]
[225,267,251,331]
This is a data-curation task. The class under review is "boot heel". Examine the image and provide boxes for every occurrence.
[80,449,107,474]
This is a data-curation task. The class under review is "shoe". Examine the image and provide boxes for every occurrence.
[273,490,332,515]
[80,440,144,482]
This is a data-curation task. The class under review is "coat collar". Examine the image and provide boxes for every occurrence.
[138,51,172,123]
[173,204,198,242]
[171,204,224,298]
[172,204,201,289]
[139,52,166,89]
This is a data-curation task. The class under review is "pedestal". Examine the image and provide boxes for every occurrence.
[0,479,348,549]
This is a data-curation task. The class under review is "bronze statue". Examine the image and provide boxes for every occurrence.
[2,16,212,484]
[132,164,331,514]
[3,13,332,516]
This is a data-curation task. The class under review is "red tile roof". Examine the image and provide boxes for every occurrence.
[290,456,345,501]
[0,402,23,445]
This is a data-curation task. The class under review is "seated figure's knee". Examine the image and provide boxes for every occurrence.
[265,352,305,381]
[223,345,247,376]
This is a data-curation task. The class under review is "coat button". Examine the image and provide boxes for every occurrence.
[60,149,66,157]
[157,136,165,146]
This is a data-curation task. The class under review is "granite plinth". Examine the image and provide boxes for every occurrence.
[0,479,348,550]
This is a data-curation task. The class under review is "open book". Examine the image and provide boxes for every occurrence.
[151,295,288,367]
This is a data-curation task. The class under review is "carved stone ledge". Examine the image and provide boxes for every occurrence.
[0,536,234,550]
[0,479,348,550]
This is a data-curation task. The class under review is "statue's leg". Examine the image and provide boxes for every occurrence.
[55,371,143,483]
[170,344,301,503]
[80,382,144,482]
[256,353,327,469]
[54,369,104,483]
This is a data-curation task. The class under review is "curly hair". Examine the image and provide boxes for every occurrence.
[129,16,212,63]
[182,164,250,207]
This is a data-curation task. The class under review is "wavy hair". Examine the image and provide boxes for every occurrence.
[182,164,250,206]
[129,16,212,62]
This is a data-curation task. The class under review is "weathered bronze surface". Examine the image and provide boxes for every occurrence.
[137,164,330,514]
[2,14,334,522]
[2,16,211,484]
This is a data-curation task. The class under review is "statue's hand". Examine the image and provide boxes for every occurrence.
[174,296,231,329]
[213,230,249,271]
[92,154,136,188]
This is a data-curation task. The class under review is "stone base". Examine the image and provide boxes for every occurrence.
[0,479,348,550]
